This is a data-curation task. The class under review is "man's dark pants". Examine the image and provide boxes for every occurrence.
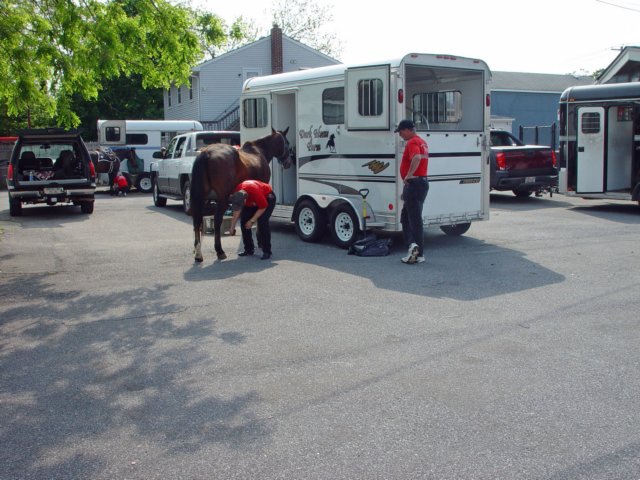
[400,178,429,256]
[240,193,276,254]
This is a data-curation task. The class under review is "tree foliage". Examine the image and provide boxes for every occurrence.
[0,0,203,129]
[270,0,341,59]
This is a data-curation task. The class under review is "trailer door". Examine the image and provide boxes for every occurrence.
[576,107,605,193]
[345,65,390,131]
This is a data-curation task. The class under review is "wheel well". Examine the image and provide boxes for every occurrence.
[180,174,190,190]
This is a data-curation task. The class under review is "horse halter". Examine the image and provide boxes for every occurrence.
[275,131,292,168]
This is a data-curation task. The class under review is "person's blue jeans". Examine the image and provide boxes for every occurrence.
[240,193,276,254]
[400,178,429,256]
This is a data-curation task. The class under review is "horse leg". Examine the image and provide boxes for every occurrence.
[194,224,203,262]
[214,202,227,260]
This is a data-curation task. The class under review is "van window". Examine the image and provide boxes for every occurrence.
[358,79,383,116]
[126,133,148,145]
[323,87,344,124]
[243,98,268,128]
[412,91,462,124]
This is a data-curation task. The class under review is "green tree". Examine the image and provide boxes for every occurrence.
[0,0,202,130]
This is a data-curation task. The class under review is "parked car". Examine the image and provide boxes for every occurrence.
[489,130,558,197]
[6,129,96,216]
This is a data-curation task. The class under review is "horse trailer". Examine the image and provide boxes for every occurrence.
[240,53,492,247]
[97,119,203,173]
[559,82,640,205]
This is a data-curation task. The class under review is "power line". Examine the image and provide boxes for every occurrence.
[596,0,640,12]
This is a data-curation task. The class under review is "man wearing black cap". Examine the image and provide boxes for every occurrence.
[395,119,429,264]
[229,180,276,260]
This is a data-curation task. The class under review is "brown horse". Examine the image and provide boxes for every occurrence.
[89,148,120,190]
[191,128,292,262]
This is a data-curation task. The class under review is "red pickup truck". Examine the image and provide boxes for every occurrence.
[489,130,558,197]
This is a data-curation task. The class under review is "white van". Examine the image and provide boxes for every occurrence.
[240,53,492,247]
[97,119,204,172]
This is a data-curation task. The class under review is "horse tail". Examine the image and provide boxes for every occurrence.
[191,152,207,232]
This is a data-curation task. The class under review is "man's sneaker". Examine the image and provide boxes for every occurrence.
[416,256,425,263]
[402,243,419,264]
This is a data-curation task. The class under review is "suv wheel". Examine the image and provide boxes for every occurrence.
[182,180,191,214]
[153,178,167,207]
[8,193,22,216]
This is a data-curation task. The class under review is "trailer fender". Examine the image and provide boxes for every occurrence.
[294,194,376,231]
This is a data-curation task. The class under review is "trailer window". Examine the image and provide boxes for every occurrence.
[125,133,148,145]
[243,98,268,128]
[358,79,383,116]
[104,126,121,142]
[581,112,600,134]
[323,87,344,124]
[412,91,462,124]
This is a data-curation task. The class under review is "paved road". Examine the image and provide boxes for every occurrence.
[1,190,639,479]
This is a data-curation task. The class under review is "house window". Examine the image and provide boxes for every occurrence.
[189,78,193,101]
[581,112,600,134]
[243,98,268,128]
[358,79,383,117]
[322,87,344,125]
[177,86,182,104]
[412,90,462,124]
[167,89,172,107]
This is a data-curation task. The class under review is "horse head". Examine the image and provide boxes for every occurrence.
[271,127,293,169]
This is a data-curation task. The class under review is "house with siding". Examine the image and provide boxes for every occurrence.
[490,71,594,146]
[597,46,640,84]
[164,26,340,130]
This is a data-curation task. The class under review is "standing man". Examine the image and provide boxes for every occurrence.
[395,119,429,264]
[228,179,276,260]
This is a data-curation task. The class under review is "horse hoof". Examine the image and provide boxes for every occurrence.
[217,253,227,260]
[194,256,203,263]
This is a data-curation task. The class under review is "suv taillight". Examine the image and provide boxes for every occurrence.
[7,164,13,179]
[496,152,506,170]
[551,150,557,167]
[89,160,95,177]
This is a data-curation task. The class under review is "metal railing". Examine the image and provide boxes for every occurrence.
[202,100,240,131]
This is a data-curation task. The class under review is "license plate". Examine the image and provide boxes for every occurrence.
[44,187,64,194]
[525,176,536,184]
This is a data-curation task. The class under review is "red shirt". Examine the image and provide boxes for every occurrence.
[115,174,128,188]
[234,180,273,209]
[400,135,429,179]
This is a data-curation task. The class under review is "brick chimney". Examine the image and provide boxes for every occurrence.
[271,24,283,74]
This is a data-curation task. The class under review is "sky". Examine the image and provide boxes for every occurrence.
[196,0,640,75]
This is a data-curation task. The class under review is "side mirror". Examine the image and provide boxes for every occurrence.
[152,151,164,159]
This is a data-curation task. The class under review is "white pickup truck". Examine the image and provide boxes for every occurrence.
[150,130,240,213]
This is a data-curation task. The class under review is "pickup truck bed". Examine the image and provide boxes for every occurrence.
[490,130,558,197]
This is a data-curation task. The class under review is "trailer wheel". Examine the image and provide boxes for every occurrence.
[294,199,326,242]
[8,193,22,217]
[330,203,359,249]
[440,222,471,236]
[153,177,166,207]
[136,174,152,193]
[182,180,191,214]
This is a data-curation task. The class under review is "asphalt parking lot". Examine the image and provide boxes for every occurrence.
[1,190,639,479]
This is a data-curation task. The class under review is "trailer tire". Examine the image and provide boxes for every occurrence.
[8,193,22,217]
[153,178,166,207]
[440,222,471,236]
[136,174,152,193]
[330,203,359,249]
[182,180,191,214]
[294,199,326,242]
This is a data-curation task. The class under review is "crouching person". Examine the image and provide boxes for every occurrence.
[112,172,129,196]
[228,180,276,260]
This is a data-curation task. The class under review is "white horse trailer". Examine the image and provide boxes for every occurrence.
[559,83,640,205]
[97,119,203,172]
[240,53,492,247]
